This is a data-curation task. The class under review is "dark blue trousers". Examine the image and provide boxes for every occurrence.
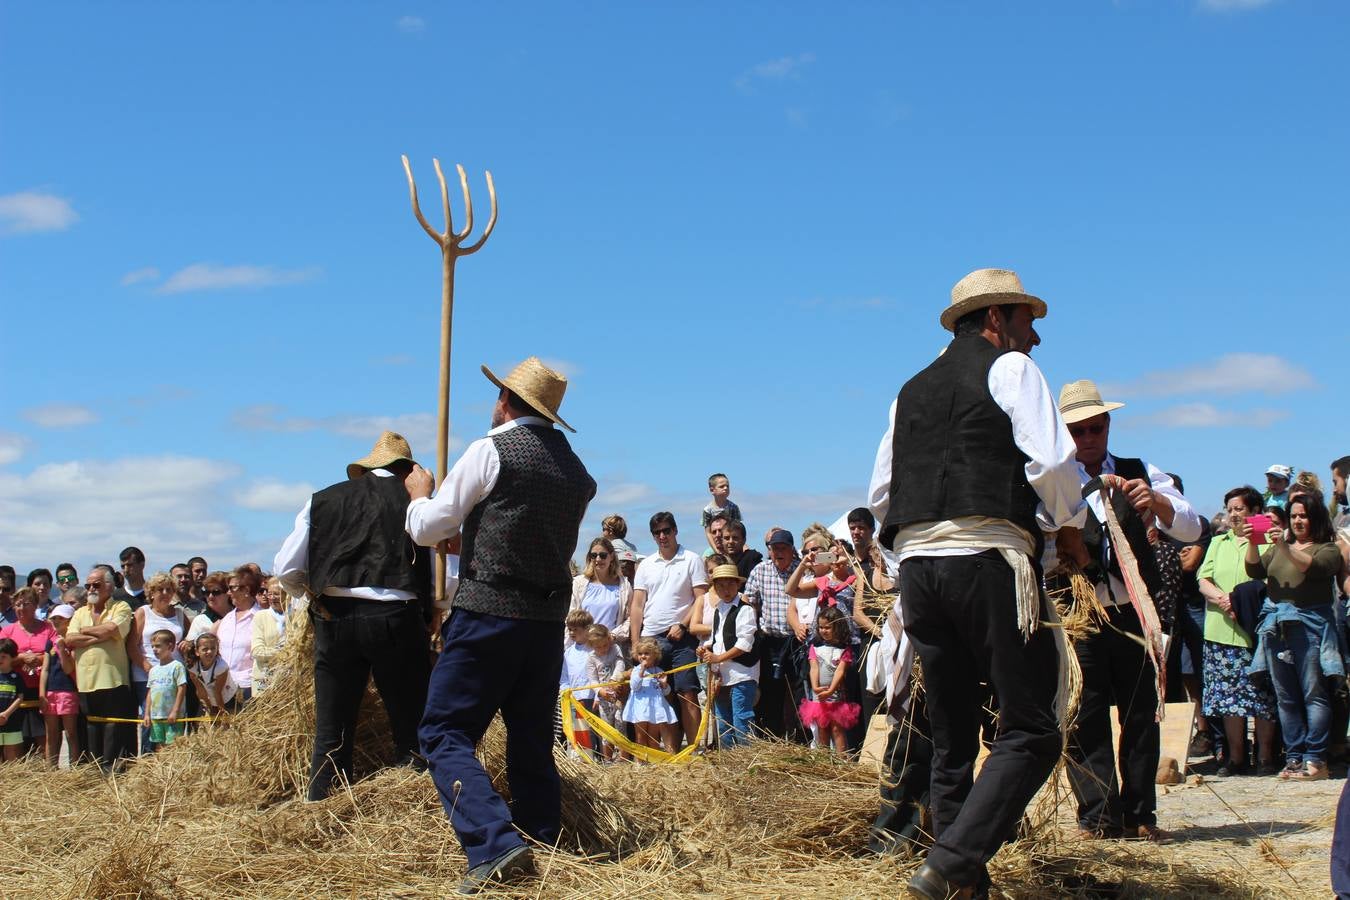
[420,608,564,868]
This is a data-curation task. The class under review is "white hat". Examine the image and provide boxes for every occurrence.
[49,604,76,620]
[1265,464,1293,480]
[610,538,639,564]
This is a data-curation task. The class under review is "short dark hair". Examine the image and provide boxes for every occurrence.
[0,565,14,581]
[119,546,145,565]
[188,556,207,568]
[55,563,76,577]
[846,507,876,529]
[649,511,677,534]
[708,472,728,487]
[0,638,17,658]
[708,511,731,527]
[505,389,545,420]
[953,303,1022,336]
[1222,486,1263,514]
[26,568,53,586]
[725,520,747,540]
[231,566,262,595]
[1165,473,1185,495]
[1287,493,1335,544]
[1332,456,1350,478]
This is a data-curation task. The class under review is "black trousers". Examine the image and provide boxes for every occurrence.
[308,599,430,801]
[80,685,135,771]
[1066,604,1159,830]
[900,551,1061,888]
[869,690,933,855]
[755,633,805,741]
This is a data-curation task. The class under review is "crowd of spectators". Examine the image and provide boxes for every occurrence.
[3,459,1348,779]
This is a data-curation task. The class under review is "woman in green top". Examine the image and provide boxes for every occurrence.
[1238,493,1344,782]
[1196,486,1279,776]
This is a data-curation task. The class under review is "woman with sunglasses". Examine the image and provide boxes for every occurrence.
[569,538,630,635]
[185,572,235,643]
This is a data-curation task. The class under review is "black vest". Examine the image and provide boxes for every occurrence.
[307,473,432,603]
[713,600,760,668]
[1080,456,1165,605]
[879,334,1042,551]
[456,424,596,622]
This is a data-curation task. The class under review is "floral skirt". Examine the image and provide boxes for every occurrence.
[1201,641,1276,719]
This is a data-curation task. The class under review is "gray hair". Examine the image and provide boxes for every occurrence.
[92,565,116,585]
[66,586,89,608]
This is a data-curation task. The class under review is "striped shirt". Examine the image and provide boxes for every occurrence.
[743,557,799,637]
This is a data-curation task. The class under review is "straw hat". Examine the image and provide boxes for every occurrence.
[347,431,416,480]
[709,563,745,584]
[1057,380,1125,425]
[481,356,575,433]
[940,268,1048,332]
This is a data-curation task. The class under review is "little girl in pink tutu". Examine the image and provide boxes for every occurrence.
[798,607,860,754]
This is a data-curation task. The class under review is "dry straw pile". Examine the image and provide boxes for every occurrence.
[0,615,1307,898]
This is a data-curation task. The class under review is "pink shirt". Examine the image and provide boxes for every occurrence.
[214,605,258,689]
[1,620,56,690]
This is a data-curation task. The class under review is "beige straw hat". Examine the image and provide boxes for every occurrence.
[481,356,576,432]
[709,563,746,584]
[1057,380,1125,425]
[939,268,1048,332]
[347,431,416,480]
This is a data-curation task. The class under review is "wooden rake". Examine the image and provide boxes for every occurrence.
[400,154,498,610]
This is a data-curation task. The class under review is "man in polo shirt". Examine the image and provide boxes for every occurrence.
[742,529,801,740]
[629,511,707,748]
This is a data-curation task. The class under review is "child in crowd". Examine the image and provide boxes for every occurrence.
[623,637,678,754]
[144,630,188,750]
[586,624,628,761]
[702,473,741,553]
[0,639,23,761]
[38,604,79,766]
[188,633,236,716]
[798,607,860,755]
[697,564,759,748]
[601,514,628,540]
[559,609,595,754]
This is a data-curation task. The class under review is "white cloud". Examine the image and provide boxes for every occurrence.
[0,191,78,235]
[396,15,425,32]
[233,405,458,458]
[0,456,245,569]
[0,433,27,465]
[235,479,316,512]
[1098,353,1315,399]
[120,266,161,286]
[21,403,99,428]
[735,52,815,93]
[1122,403,1289,429]
[1198,0,1277,11]
[156,263,321,295]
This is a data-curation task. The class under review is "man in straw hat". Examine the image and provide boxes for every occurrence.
[1054,379,1201,842]
[870,268,1090,899]
[405,356,595,895]
[273,430,434,801]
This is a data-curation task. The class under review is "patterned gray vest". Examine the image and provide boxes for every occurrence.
[455,423,596,622]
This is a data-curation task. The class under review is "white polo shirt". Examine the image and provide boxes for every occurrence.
[634,545,707,636]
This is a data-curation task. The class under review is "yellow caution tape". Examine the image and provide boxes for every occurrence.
[560,660,716,764]
[86,715,222,724]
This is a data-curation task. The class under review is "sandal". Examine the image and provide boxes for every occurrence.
[1278,759,1304,780]
[1295,761,1329,781]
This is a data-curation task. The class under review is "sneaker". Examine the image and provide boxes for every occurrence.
[1278,759,1303,780]
[456,845,536,895]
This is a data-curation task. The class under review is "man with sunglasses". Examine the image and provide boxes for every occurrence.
[872,269,1089,900]
[1055,379,1202,844]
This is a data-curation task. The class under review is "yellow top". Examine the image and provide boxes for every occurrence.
[69,600,133,692]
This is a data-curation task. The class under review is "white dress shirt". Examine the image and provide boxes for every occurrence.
[273,468,417,602]
[867,350,1087,557]
[404,416,554,547]
[704,597,760,686]
[1076,453,1202,607]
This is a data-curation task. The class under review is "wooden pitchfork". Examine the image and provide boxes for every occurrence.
[400,155,498,612]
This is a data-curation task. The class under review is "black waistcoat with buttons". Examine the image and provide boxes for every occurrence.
[307,473,432,603]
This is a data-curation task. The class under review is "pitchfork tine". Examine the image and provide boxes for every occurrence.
[455,164,474,242]
[433,159,453,241]
[401,155,442,243]
[460,171,497,255]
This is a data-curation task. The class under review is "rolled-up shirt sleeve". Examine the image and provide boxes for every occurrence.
[405,437,500,546]
[732,603,757,654]
[1146,463,1202,543]
[989,353,1087,532]
[273,500,311,598]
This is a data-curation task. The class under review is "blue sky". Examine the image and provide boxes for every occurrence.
[2,1,1346,575]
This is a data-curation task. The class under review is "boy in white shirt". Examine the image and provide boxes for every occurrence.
[696,564,759,747]
[558,609,595,755]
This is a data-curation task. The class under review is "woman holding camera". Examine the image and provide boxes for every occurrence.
[1238,493,1344,781]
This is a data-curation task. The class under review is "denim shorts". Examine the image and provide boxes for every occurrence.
[654,633,700,694]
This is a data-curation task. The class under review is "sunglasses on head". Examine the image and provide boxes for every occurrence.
[1068,423,1105,438]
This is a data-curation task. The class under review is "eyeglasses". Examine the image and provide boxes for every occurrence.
[1068,423,1105,438]
[206,588,227,596]
[651,527,675,537]
[56,575,78,584]
[588,552,611,561]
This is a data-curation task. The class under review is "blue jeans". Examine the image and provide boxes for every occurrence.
[1269,621,1332,764]
[420,609,563,869]
[715,681,757,747]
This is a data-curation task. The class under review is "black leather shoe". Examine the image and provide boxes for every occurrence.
[907,862,972,900]
[456,845,536,895]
